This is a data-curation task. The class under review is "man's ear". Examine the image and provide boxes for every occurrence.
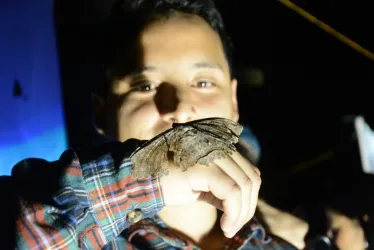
[91,92,106,135]
[231,78,239,122]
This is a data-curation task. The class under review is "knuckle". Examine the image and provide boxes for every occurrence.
[253,166,261,176]
[255,175,262,185]
[243,177,253,189]
[251,172,262,186]
[230,182,241,193]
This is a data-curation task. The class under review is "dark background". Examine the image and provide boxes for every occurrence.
[56,0,373,209]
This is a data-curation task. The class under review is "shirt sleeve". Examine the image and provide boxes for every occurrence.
[10,140,165,250]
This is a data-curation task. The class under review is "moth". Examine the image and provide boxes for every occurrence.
[130,117,243,179]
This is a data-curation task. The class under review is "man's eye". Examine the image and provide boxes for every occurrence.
[195,81,215,88]
[132,84,156,92]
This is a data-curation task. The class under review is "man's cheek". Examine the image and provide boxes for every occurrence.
[200,96,231,113]
[122,99,155,117]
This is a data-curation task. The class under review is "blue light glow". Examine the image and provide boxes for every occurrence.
[0,0,68,175]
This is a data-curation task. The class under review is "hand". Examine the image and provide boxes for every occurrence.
[159,151,261,238]
[257,199,308,249]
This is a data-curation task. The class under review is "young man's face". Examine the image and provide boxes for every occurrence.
[99,14,239,141]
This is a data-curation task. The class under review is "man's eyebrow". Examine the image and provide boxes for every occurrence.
[142,66,157,72]
[128,66,157,76]
[129,62,223,76]
[192,62,223,71]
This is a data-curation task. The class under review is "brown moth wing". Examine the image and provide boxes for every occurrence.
[130,134,169,179]
[169,118,242,170]
[130,126,186,178]
[194,117,243,135]
[130,118,243,178]
[190,124,240,144]
[187,118,243,139]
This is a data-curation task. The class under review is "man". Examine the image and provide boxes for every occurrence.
[3,0,297,249]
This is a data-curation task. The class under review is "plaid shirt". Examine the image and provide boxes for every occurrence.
[7,139,297,249]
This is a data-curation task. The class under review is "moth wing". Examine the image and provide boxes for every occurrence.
[131,128,177,178]
[190,118,242,144]
[169,121,240,169]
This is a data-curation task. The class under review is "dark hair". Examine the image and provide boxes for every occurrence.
[95,0,232,96]
[324,174,374,249]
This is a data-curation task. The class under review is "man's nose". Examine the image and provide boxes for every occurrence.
[154,83,197,124]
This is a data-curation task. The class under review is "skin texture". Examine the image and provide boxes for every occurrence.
[327,211,367,250]
[95,13,261,245]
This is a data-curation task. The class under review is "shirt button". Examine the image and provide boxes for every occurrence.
[127,209,144,224]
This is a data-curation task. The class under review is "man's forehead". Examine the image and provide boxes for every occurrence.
[108,15,229,80]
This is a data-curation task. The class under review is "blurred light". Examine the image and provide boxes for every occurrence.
[238,67,265,88]
[0,0,67,175]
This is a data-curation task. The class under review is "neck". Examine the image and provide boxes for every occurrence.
[158,201,219,243]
